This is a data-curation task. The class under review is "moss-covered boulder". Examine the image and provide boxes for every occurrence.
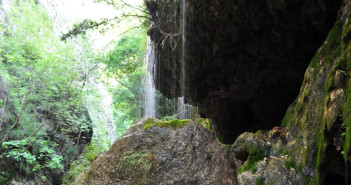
[79,117,237,185]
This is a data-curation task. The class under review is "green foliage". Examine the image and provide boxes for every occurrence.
[103,30,146,78]
[2,138,64,174]
[142,118,190,130]
[61,18,121,41]
[0,0,96,181]
[99,28,147,138]
[63,0,147,40]
[0,171,11,184]
[62,143,103,185]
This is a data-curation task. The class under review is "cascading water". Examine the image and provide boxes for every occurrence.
[143,0,194,120]
[143,37,157,118]
[177,0,194,120]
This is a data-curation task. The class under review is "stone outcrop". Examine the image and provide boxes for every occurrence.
[228,1,351,183]
[147,0,342,143]
[79,118,237,185]
[231,128,313,184]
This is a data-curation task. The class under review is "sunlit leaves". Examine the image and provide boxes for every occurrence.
[2,138,64,172]
[0,0,95,180]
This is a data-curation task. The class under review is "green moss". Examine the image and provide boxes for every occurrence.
[342,78,351,161]
[118,150,154,174]
[142,118,190,130]
[315,131,324,168]
[281,105,294,128]
[85,171,91,181]
[226,144,233,152]
[304,176,311,185]
[313,172,321,185]
[284,156,296,169]
[304,88,313,99]
[255,130,262,136]
[324,23,342,67]
[116,150,154,184]
[237,146,266,174]
[196,118,211,130]
[310,48,322,69]
[256,176,264,185]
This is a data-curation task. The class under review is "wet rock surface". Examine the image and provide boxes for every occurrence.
[147,0,342,143]
[79,118,237,185]
[238,156,305,185]
[231,127,315,185]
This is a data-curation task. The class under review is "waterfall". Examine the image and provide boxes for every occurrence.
[143,0,194,120]
[143,37,157,118]
[177,0,194,120]
[96,82,116,143]
[181,0,186,97]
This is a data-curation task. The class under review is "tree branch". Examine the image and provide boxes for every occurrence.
[121,0,149,14]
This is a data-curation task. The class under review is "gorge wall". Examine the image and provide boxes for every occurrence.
[147,0,341,144]
[144,0,351,183]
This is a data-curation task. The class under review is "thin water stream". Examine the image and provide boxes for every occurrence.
[177,0,194,120]
[143,0,194,120]
[143,37,157,118]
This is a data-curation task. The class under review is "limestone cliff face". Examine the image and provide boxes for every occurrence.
[279,1,351,183]
[146,0,342,143]
[227,1,351,184]
[79,118,237,185]
[146,0,351,184]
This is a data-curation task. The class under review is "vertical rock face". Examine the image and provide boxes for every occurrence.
[79,118,237,185]
[147,0,342,143]
[230,1,351,183]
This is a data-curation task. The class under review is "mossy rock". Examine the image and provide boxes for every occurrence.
[142,118,191,130]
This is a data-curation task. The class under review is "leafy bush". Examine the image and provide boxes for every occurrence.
[0,0,95,182]
[62,143,104,185]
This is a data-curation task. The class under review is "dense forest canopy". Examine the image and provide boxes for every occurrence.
[0,0,165,184]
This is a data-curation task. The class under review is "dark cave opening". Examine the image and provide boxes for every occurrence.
[190,0,344,144]
[148,0,343,144]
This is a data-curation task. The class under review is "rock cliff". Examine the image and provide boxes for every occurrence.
[79,118,237,185]
[145,0,351,184]
[147,0,342,143]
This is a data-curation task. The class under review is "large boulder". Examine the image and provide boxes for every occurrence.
[79,118,237,185]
